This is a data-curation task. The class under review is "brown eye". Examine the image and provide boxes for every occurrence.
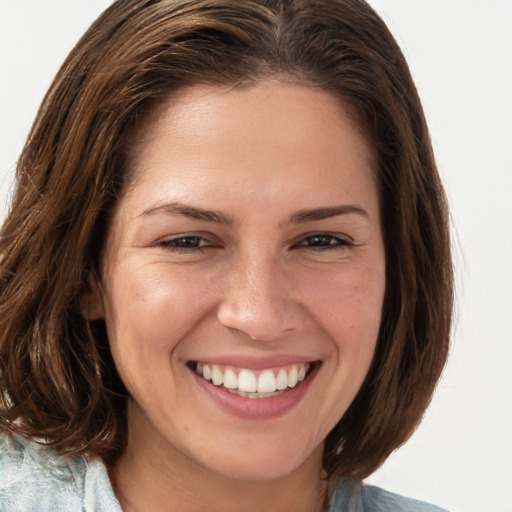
[296,234,350,249]
[159,235,212,251]
[165,236,205,248]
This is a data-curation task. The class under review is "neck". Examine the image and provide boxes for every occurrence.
[109,409,328,512]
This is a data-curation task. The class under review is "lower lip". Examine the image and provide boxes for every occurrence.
[192,364,319,420]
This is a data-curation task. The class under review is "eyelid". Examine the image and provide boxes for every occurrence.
[156,231,354,252]
[157,232,220,250]
[292,232,354,249]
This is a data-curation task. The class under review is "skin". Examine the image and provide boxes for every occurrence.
[86,82,386,512]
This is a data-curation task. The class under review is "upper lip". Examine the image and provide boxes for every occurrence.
[188,354,317,370]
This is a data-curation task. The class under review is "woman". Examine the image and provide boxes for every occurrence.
[0,1,453,510]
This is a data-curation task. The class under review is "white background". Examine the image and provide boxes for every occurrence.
[1,2,511,511]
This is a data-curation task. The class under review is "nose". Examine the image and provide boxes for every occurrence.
[216,253,303,342]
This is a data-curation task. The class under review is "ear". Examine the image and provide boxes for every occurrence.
[81,273,105,320]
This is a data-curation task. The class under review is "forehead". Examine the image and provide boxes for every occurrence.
[118,82,378,218]
[130,82,375,175]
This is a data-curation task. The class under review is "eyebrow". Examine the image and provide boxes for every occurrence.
[138,202,369,225]
[138,202,234,224]
[290,205,369,223]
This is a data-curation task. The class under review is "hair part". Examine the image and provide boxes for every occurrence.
[0,0,452,481]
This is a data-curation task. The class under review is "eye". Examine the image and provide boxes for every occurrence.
[158,235,215,251]
[293,233,352,250]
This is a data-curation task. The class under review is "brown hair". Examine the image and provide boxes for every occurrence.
[0,0,452,481]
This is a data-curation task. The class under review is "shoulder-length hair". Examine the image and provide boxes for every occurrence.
[0,0,452,481]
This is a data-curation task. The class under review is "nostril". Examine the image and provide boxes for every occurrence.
[216,299,301,342]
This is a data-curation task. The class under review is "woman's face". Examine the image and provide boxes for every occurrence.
[90,83,386,482]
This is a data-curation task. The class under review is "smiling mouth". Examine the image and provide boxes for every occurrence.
[190,361,316,399]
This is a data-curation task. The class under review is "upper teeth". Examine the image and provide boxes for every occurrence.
[196,362,310,394]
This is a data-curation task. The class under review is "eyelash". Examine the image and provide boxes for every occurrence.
[293,233,352,251]
[158,233,352,252]
[158,235,214,252]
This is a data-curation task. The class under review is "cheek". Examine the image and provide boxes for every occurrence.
[103,263,216,359]
[102,265,219,407]
[299,263,385,347]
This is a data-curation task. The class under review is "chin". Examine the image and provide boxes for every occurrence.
[187,431,325,483]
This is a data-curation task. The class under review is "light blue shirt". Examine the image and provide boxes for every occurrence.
[0,434,448,511]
